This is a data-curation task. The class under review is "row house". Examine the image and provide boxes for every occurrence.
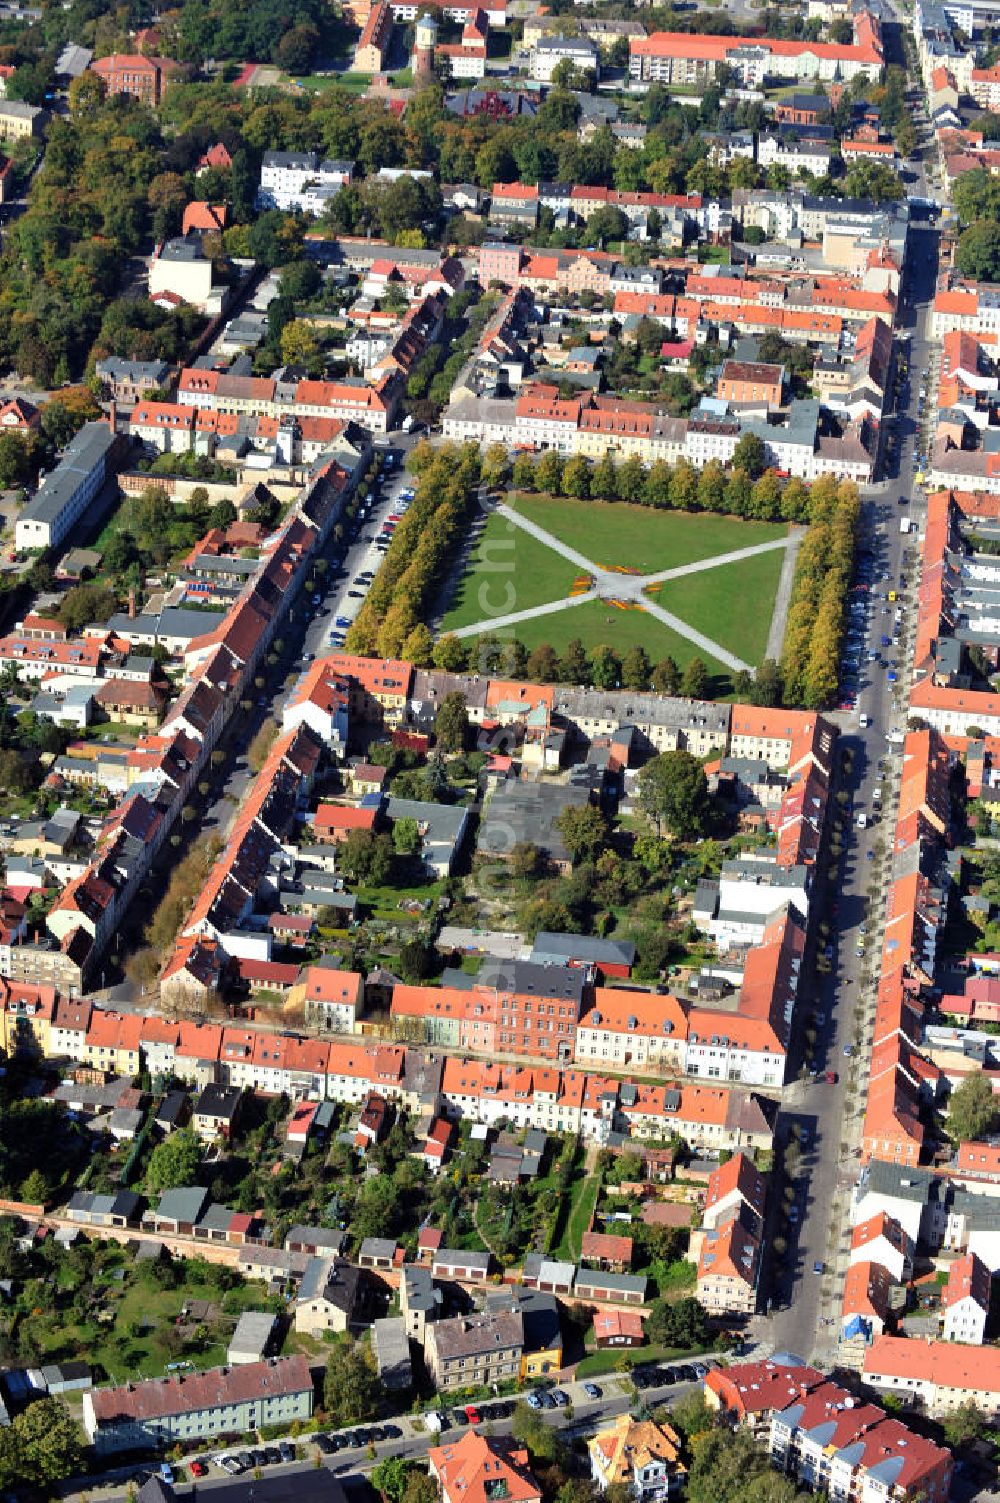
[42,459,353,984]
[176,367,401,435]
[30,984,776,1154]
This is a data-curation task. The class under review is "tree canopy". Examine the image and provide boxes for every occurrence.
[323,1341,380,1426]
[145,1128,204,1192]
[948,1072,1000,1143]
[638,750,711,838]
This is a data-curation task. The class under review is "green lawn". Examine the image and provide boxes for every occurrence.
[508,600,736,698]
[354,877,445,923]
[293,70,372,92]
[22,1253,270,1382]
[441,510,581,633]
[655,546,785,666]
[511,495,787,573]
[553,1170,602,1262]
[575,1341,713,1378]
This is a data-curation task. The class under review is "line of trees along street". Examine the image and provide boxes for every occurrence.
[487,439,814,524]
[344,440,482,661]
[779,476,859,709]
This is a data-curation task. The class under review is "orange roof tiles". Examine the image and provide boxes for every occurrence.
[864,1335,1000,1394]
[842,1260,891,1320]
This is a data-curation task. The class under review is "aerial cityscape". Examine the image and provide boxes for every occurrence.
[0,0,997,1495]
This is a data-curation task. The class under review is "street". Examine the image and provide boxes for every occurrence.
[767,50,941,1360]
[58,1367,708,1500]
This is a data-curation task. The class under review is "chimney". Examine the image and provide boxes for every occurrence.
[128,587,136,620]
[107,400,117,435]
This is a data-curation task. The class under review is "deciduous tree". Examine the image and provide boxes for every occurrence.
[638,749,710,839]
[435,691,469,752]
[554,803,609,864]
[323,1341,379,1425]
[948,1072,1000,1143]
[146,1129,203,1192]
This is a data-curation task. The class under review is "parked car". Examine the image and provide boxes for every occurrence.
[583,1383,602,1400]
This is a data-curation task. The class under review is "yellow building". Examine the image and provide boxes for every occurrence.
[0,100,47,139]
[506,1290,564,1380]
[0,983,56,1058]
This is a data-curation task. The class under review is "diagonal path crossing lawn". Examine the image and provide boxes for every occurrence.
[652,547,787,666]
[448,496,794,677]
[441,510,581,633]
[511,494,788,571]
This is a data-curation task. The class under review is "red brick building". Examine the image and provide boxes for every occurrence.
[90,53,179,105]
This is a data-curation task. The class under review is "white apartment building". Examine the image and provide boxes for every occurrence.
[529,35,599,80]
[942,1253,991,1343]
[257,152,354,214]
[757,135,833,177]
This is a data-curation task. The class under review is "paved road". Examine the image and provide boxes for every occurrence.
[767,50,941,1360]
[60,1369,709,1500]
[97,438,422,1000]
